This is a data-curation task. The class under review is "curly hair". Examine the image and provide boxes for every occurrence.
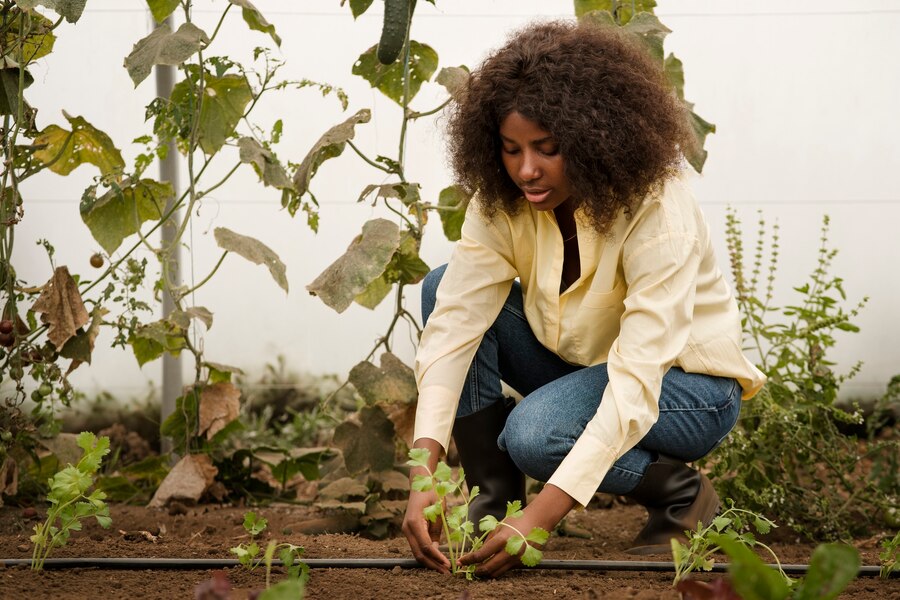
[446,20,692,233]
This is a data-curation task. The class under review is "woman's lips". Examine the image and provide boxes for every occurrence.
[523,188,551,203]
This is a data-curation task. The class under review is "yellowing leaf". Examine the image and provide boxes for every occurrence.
[80,178,173,255]
[124,22,209,87]
[170,73,252,155]
[2,12,55,62]
[293,109,370,197]
[31,266,89,350]
[198,382,241,440]
[437,185,471,241]
[33,112,124,176]
[307,218,400,313]
[214,227,288,293]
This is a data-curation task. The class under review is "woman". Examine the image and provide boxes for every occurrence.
[402,20,766,577]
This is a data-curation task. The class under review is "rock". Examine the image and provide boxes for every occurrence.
[391,565,402,574]
[168,501,189,516]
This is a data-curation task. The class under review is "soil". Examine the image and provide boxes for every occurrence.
[1,502,898,599]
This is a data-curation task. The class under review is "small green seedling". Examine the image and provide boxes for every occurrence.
[231,511,309,590]
[670,500,785,585]
[30,432,113,571]
[407,448,549,578]
[881,530,900,580]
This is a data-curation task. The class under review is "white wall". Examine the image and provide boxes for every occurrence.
[8,0,900,402]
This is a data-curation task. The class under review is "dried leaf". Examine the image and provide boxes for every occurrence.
[198,382,241,440]
[307,219,400,313]
[31,266,89,349]
[318,476,368,500]
[332,406,396,474]
[214,227,288,293]
[348,352,417,406]
[435,66,469,101]
[238,137,292,190]
[124,22,209,86]
[0,457,19,503]
[148,454,218,507]
[293,109,370,197]
[15,0,86,23]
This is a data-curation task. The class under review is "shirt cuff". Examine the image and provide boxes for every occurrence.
[547,435,618,507]
[413,385,461,454]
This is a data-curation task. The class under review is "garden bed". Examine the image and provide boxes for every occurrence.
[1,502,897,599]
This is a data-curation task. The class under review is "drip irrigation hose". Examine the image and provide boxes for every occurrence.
[0,558,891,577]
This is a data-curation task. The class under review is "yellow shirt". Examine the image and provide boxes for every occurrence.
[413,175,766,507]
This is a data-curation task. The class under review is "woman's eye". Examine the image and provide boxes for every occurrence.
[502,147,519,155]
[541,147,560,156]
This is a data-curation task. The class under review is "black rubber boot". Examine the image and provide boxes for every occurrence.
[452,398,526,533]
[624,454,720,555]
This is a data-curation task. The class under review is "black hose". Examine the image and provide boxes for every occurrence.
[0,557,891,577]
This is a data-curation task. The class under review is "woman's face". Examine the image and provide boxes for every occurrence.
[499,111,573,211]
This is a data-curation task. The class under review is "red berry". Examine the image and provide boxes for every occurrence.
[0,332,13,348]
[90,253,104,268]
[0,320,12,335]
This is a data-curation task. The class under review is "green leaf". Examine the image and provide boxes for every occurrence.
[214,227,288,293]
[58,327,92,364]
[145,0,180,22]
[227,0,281,47]
[348,0,374,18]
[170,73,252,155]
[16,0,86,23]
[437,184,471,241]
[348,352,417,405]
[407,447,430,467]
[168,306,213,330]
[505,500,523,519]
[521,544,543,567]
[34,112,125,176]
[685,106,715,173]
[238,137,293,190]
[434,481,455,497]
[243,511,268,536]
[579,10,616,26]
[205,361,244,383]
[422,502,441,523]
[352,41,439,105]
[525,527,550,545]
[332,406,396,474]
[718,536,791,600]
[411,475,433,492]
[433,462,452,482]
[664,53,685,100]
[307,218,400,313]
[793,543,859,600]
[124,23,209,87]
[623,12,670,63]
[2,12,56,62]
[574,0,657,23]
[505,536,524,556]
[257,578,305,600]
[712,515,732,531]
[293,109,370,197]
[354,275,392,310]
[80,178,173,254]
[128,319,185,366]
[479,514,498,532]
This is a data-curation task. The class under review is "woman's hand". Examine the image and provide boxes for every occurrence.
[458,484,577,578]
[402,437,450,574]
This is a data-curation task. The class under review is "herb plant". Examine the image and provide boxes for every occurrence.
[407,448,549,578]
[230,511,309,591]
[30,432,112,571]
[881,530,900,580]
[671,501,783,585]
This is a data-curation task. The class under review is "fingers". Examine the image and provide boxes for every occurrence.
[403,518,450,574]
[458,532,503,566]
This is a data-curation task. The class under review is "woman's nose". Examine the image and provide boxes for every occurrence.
[518,152,541,182]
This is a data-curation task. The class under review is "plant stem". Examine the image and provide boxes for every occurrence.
[347,141,392,173]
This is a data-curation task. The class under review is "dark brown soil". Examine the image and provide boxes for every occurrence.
[1,503,897,599]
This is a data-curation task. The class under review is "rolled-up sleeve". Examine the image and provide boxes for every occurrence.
[413,209,518,453]
[547,203,703,506]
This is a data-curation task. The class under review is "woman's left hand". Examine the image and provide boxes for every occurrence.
[457,484,578,578]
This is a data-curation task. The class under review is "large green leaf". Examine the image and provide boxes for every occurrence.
[145,0,180,23]
[663,54,715,173]
[355,231,429,309]
[793,544,860,600]
[0,68,34,116]
[214,227,288,293]
[16,0,86,23]
[293,109,370,197]
[332,406,396,474]
[2,11,55,61]
[124,22,209,87]
[238,137,292,190]
[349,352,417,406]
[437,184,471,242]
[307,218,400,313]
[170,73,252,155]
[623,12,670,63]
[227,0,281,47]
[347,0,374,19]
[717,535,791,600]
[34,112,125,176]
[129,319,185,366]
[352,41,438,105]
[80,178,173,254]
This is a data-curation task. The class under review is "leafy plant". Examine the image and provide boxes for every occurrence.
[700,210,899,540]
[881,530,900,580]
[407,447,549,578]
[671,501,783,585]
[30,432,112,571]
[231,510,309,592]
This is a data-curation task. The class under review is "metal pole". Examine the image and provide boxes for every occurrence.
[153,13,182,456]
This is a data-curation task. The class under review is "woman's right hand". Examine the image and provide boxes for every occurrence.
[402,487,449,573]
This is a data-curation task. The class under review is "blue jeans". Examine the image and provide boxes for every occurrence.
[421,264,741,495]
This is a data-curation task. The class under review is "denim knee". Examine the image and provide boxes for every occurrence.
[421,264,448,325]
[500,406,558,482]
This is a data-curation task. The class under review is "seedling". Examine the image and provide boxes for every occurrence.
[230,511,309,590]
[881,530,900,579]
[670,500,785,585]
[30,432,113,571]
[407,448,549,578]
